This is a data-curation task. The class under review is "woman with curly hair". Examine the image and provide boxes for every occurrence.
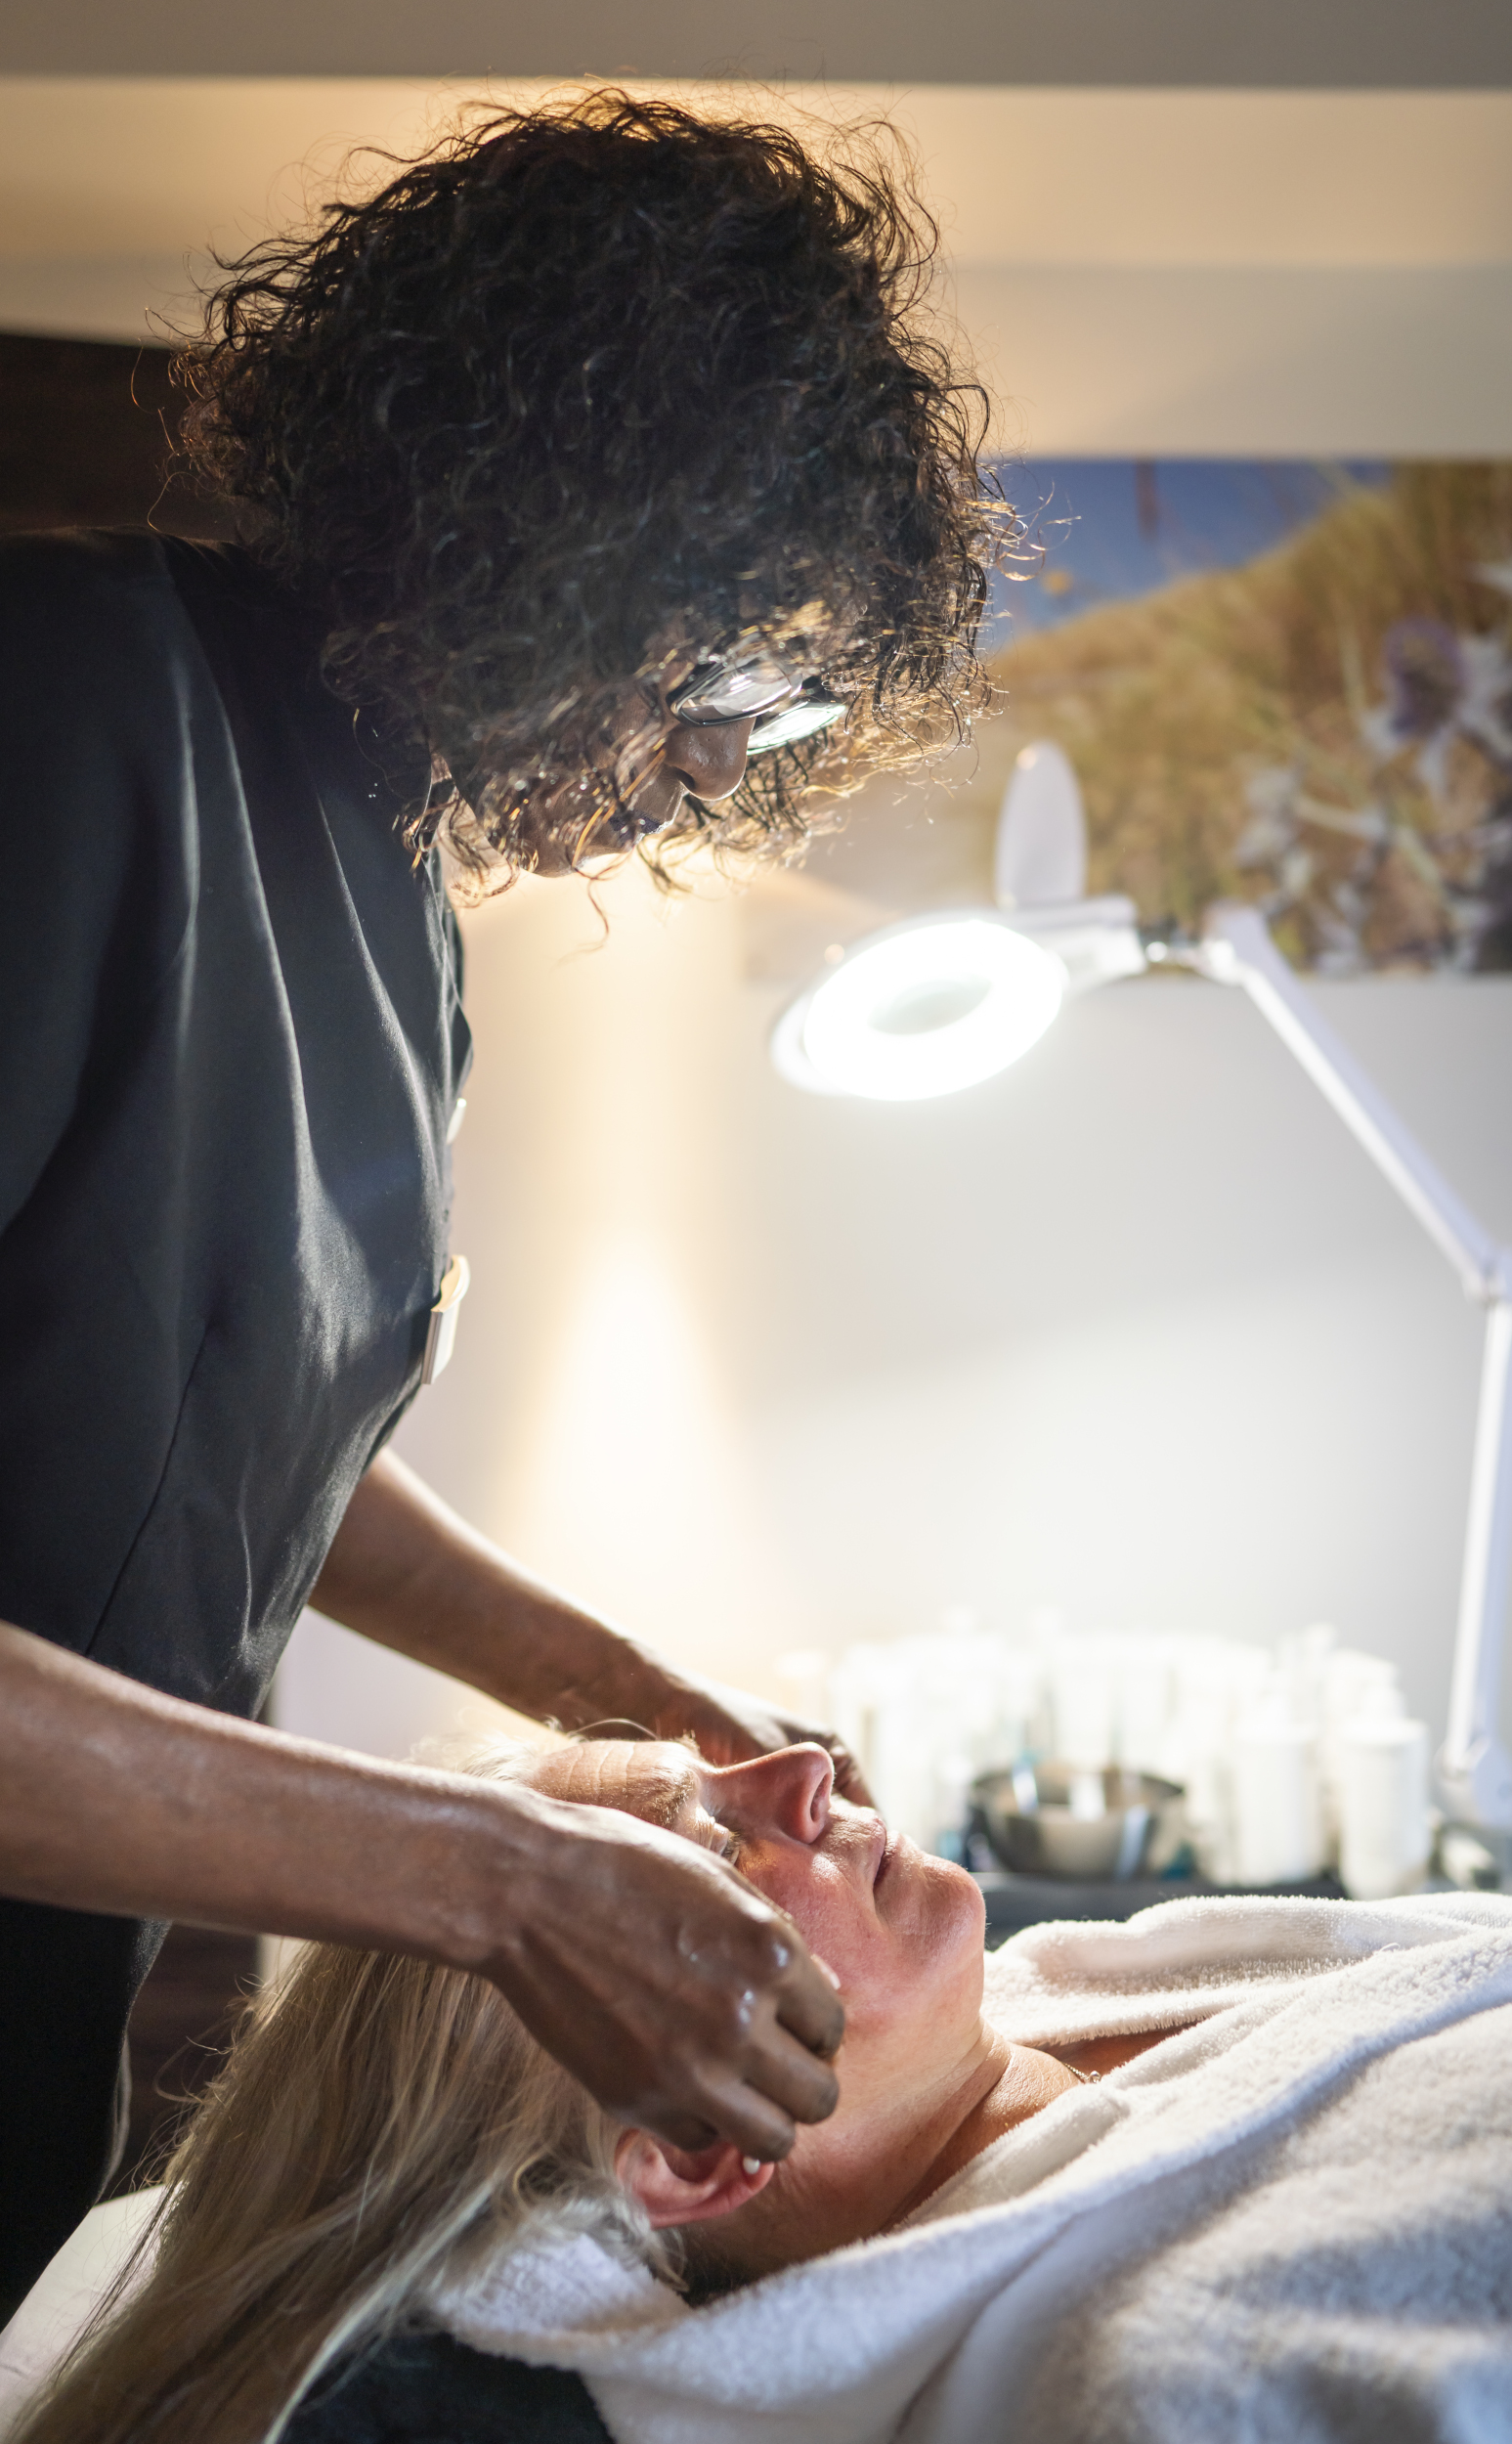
[0,86,999,2350]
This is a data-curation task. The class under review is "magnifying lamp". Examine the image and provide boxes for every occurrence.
[771,741,1512,1833]
[770,915,1065,1102]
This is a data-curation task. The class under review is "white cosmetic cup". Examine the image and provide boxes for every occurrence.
[1232,1720,1325,1886]
[1337,1717,1431,1899]
[1049,1640,1116,1768]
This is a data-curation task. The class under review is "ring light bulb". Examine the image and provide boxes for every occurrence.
[788,917,1066,1102]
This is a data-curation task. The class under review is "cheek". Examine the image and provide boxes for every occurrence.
[748,1853,874,1991]
[747,1849,983,2041]
[846,1855,985,2044]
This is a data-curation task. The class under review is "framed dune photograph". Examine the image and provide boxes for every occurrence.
[982,458,1512,973]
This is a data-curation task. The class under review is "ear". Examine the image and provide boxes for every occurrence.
[614,2130,777,2230]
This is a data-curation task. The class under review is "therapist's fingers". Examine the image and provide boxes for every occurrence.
[481,1795,844,2161]
[772,1942,845,2061]
[617,1924,844,2159]
[668,2021,842,2161]
[664,1678,878,1811]
[745,1991,844,2117]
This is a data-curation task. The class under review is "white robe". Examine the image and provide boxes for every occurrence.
[429,1893,1512,2444]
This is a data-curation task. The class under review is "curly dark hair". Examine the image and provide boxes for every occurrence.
[180,88,1004,885]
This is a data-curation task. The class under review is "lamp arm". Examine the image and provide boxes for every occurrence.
[1444,1301,1512,1824]
[1199,905,1508,1304]
[1197,902,1512,1827]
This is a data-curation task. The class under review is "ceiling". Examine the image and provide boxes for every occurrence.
[2,0,1509,86]
[1,71,1509,455]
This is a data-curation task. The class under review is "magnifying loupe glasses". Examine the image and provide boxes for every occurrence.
[669,648,847,756]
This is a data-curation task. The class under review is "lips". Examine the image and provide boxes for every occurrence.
[871,1821,895,1891]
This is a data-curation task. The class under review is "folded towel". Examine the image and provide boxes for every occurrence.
[0,2191,159,2439]
[429,1893,1512,2444]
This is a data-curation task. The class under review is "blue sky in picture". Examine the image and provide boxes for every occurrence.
[983,458,1391,644]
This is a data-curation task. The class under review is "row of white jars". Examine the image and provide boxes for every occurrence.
[788,1621,1432,1898]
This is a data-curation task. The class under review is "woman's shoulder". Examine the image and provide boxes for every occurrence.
[283,2328,612,2444]
[981,1890,1512,2046]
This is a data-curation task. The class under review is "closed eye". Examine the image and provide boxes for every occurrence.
[689,1809,744,1872]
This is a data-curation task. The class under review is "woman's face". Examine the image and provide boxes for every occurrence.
[528,1739,995,2265]
[513,684,755,873]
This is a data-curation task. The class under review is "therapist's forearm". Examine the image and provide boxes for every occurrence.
[310,1450,701,1732]
[0,1617,541,1962]
[0,1617,847,2162]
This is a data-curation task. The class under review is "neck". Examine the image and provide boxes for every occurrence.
[696,2020,1081,2291]
[888,2027,1078,2226]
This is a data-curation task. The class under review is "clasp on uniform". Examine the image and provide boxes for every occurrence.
[422,1252,470,1385]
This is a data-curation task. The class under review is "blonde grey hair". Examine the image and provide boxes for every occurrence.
[14,1739,671,2444]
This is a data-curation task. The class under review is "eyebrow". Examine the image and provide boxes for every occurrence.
[580,1739,731,1856]
[624,1746,705,1830]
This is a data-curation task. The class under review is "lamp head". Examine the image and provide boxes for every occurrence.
[771,897,1147,1103]
[771,742,1146,1103]
[995,740,1088,909]
[770,913,1067,1102]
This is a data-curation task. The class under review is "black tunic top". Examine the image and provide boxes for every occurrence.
[0,532,472,2317]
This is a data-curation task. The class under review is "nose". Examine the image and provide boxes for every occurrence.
[730,1743,834,1845]
[663,717,754,805]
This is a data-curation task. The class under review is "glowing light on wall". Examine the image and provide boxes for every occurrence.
[513,1240,782,1662]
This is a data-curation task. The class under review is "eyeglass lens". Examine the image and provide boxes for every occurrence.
[671,653,797,724]
[746,690,847,756]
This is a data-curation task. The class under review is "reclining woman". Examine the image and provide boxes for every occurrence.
[17,1737,1512,2444]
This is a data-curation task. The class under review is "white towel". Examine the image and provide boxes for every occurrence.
[0,2191,159,2439]
[430,1893,1512,2444]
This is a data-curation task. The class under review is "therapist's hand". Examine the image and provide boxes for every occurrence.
[482,1785,844,2160]
[657,1676,876,1810]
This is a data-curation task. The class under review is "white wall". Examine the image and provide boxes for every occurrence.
[281,864,1512,1768]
